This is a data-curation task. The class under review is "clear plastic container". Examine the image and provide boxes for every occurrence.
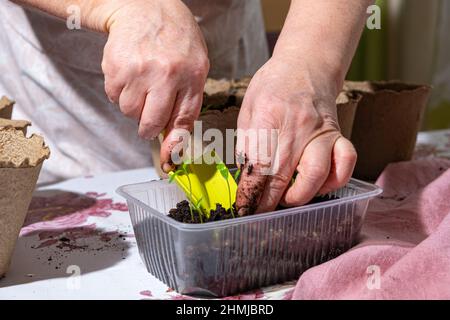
[117,178,381,297]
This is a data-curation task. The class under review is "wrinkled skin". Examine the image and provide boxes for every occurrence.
[101,0,210,172]
[235,57,357,215]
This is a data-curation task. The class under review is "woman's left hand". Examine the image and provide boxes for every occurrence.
[235,56,357,215]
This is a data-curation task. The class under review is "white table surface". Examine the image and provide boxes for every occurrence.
[1,130,449,300]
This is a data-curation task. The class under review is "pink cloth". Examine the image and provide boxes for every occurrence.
[293,158,450,300]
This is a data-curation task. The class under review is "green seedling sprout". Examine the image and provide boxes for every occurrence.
[168,169,183,183]
[193,197,205,222]
[217,163,235,218]
[201,104,213,113]
[233,168,241,182]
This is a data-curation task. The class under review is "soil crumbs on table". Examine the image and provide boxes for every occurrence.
[168,194,339,224]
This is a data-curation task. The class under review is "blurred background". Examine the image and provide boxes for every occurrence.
[261,0,450,130]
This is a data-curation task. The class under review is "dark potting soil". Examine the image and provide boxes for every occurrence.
[168,194,340,224]
[168,200,236,224]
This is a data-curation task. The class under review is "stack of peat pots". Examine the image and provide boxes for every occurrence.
[0,96,50,278]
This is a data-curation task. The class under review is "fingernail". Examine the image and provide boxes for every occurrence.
[237,207,249,217]
[162,162,175,173]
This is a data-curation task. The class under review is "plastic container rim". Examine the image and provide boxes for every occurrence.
[116,177,382,231]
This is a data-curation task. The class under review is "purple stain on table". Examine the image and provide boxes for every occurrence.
[85,192,106,197]
[221,289,266,300]
[281,289,294,300]
[139,290,153,297]
[20,191,128,237]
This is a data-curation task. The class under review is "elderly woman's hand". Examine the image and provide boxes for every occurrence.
[101,0,209,171]
[235,56,357,215]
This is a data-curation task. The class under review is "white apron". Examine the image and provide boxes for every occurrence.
[0,0,268,183]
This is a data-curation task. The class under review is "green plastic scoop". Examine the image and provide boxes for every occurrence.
[168,160,237,216]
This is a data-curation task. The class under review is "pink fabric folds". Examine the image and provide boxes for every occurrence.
[293,158,450,300]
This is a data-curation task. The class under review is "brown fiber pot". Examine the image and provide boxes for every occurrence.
[0,128,50,277]
[345,81,432,181]
[0,119,31,135]
[0,96,14,120]
[336,92,361,140]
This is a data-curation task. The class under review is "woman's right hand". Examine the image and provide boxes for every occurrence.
[100,0,210,171]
